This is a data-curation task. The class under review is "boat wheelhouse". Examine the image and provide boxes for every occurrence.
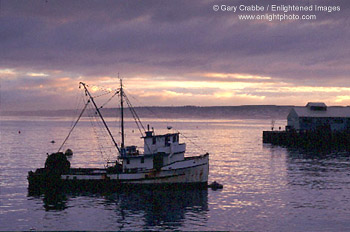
[121,130,185,172]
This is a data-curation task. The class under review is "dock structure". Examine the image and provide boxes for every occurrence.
[263,102,350,150]
[263,130,350,150]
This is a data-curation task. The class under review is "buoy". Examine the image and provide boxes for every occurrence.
[50,140,55,144]
[208,181,223,190]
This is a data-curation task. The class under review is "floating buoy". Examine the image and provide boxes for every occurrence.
[208,181,223,190]
[50,140,55,144]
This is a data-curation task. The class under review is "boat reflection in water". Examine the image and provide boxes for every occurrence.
[28,188,208,230]
[41,191,69,211]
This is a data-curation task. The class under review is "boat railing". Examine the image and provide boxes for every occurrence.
[124,167,146,173]
[184,153,209,160]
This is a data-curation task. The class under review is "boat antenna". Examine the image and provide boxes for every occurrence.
[79,82,121,153]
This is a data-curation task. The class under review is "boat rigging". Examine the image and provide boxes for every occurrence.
[79,82,120,153]
[28,79,210,193]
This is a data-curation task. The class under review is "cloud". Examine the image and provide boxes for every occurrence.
[27,72,49,77]
[0,0,349,110]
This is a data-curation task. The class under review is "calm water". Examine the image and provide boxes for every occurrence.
[1,116,350,231]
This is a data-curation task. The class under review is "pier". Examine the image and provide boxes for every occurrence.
[263,130,350,150]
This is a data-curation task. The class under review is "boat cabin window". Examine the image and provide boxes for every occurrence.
[302,118,312,124]
[126,158,130,164]
[173,135,176,143]
[141,157,144,163]
[152,137,156,144]
[165,136,170,146]
[126,146,137,155]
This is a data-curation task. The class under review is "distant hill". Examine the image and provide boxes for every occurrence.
[0,105,294,119]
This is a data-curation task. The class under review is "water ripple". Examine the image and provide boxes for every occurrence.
[1,117,350,231]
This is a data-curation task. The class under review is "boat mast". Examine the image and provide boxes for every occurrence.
[120,78,125,150]
[79,82,120,153]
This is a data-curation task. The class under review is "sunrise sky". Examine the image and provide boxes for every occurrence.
[1,0,349,111]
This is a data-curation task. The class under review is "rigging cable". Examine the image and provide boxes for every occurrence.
[58,99,90,152]
[93,90,113,99]
[87,98,111,164]
[99,90,119,109]
[124,93,145,136]
[122,91,152,153]
[91,90,122,164]
[87,102,105,161]
[80,82,120,153]
[123,87,208,154]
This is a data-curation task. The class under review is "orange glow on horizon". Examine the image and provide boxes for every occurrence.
[3,67,350,107]
[202,72,272,80]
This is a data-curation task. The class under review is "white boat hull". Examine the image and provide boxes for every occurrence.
[61,154,209,185]
[27,154,209,192]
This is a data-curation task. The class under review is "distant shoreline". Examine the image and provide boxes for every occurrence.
[0,105,295,120]
[3,105,349,120]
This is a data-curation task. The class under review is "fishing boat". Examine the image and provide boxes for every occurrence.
[28,80,209,192]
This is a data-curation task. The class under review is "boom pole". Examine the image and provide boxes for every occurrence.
[79,82,121,154]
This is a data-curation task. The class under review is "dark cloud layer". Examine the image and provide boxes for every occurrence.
[0,0,349,110]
